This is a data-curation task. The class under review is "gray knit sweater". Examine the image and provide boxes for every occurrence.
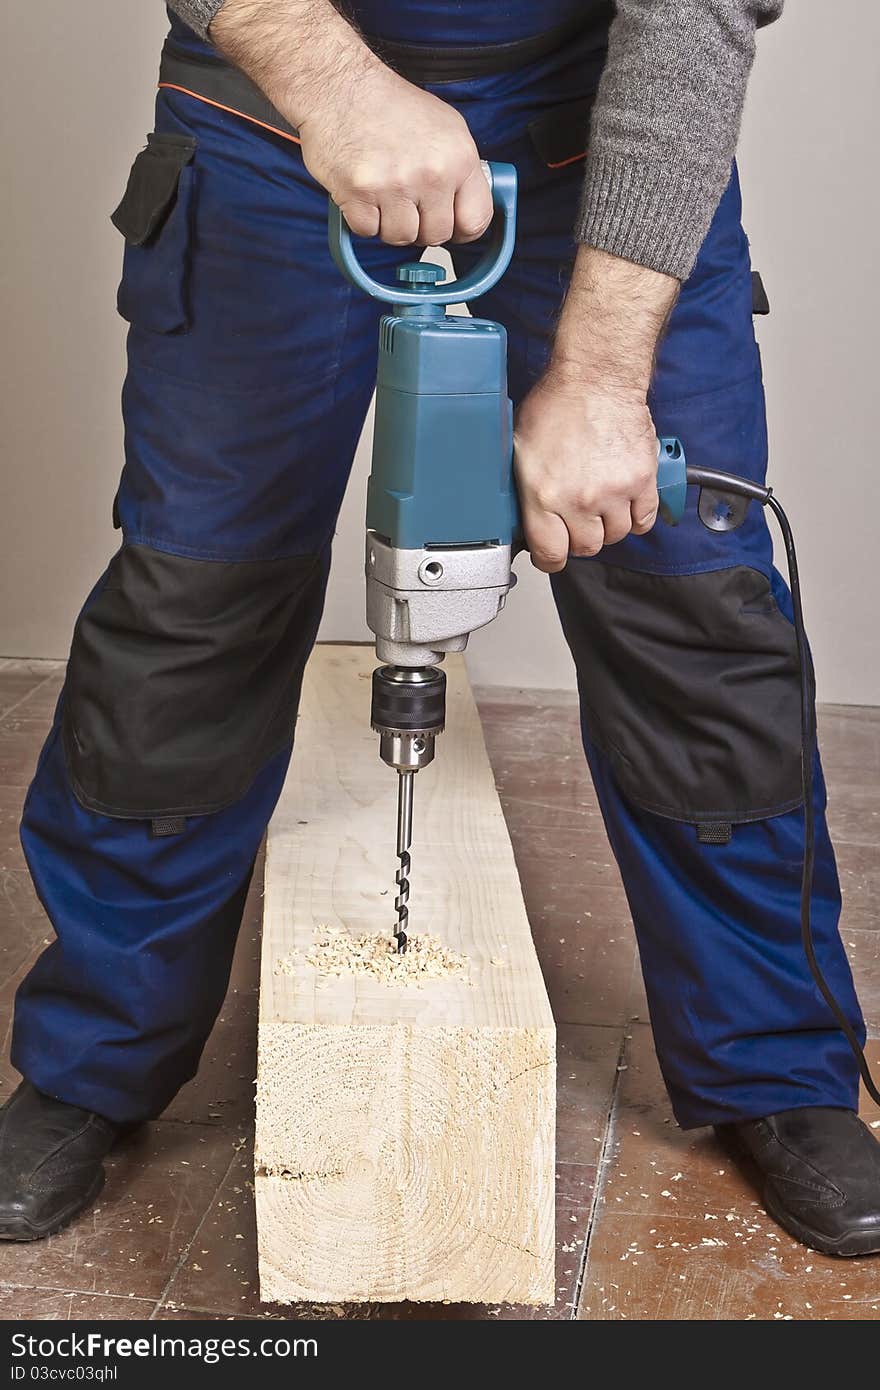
[167,0,783,280]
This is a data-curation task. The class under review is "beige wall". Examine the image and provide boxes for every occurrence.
[1,2,168,659]
[2,4,878,702]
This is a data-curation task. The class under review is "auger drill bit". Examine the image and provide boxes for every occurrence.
[394,769,414,953]
[371,665,446,955]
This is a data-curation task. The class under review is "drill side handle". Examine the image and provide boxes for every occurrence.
[328,162,518,306]
[657,437,688,526]
[655,441,772,530]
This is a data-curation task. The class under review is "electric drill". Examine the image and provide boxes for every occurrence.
[329,163,688,952]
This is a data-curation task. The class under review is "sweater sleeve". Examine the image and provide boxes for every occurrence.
[167,0,224,39]
[576,0,783,281]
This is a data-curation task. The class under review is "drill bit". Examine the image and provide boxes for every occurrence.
[394,769,414,953]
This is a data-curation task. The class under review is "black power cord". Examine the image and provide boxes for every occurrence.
[685,465,880,1107]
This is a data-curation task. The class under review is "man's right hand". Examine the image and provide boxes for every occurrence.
[298,68,492,248]
[210,0,492,247]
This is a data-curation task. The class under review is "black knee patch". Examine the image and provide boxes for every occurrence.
[63,543,327,818]
[553,562,803,824]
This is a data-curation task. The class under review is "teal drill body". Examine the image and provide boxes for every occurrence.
[367,281,517,551]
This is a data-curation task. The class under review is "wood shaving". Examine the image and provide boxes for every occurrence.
[276,925,470,987]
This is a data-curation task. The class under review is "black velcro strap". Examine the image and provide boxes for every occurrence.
[751,271,771,316]
[151,816,187,838]
[111,132,196,246]
[697,823,733,845]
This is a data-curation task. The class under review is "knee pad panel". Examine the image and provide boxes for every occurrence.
[63,543,326,817]
[553,562,803,824]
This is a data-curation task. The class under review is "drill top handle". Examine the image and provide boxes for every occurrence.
[328,161,517,306]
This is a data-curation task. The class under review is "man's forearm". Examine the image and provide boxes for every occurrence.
[578,0,783,281]
[551,248,678,396]
[208,0,381,129]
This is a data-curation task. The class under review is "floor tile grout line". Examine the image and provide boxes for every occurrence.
[0,669,63,726]
[0,1280,157,1305]
[148,1115,252,1133]
[570,1030,627,1321]
[555,1018,647,1032]
[149,1141,248,1320]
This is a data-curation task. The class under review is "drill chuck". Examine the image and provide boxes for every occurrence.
[371,665,446,772]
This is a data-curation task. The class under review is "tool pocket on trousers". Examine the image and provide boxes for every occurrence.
[62,542,326,819]
[526,96,594,168]
[552,562,804,825]
[111,131,197,334]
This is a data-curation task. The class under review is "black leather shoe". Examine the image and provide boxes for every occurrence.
[717,1107,880,1257]
[0,1082,119,1240]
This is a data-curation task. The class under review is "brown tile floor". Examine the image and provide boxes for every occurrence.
[0,658,877,1321]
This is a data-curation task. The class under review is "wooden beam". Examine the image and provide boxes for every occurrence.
[255,645,555,1306]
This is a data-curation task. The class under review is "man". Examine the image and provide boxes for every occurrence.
[1,0,878,1261]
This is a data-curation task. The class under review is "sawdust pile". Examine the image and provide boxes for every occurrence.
[276,925,471,988]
